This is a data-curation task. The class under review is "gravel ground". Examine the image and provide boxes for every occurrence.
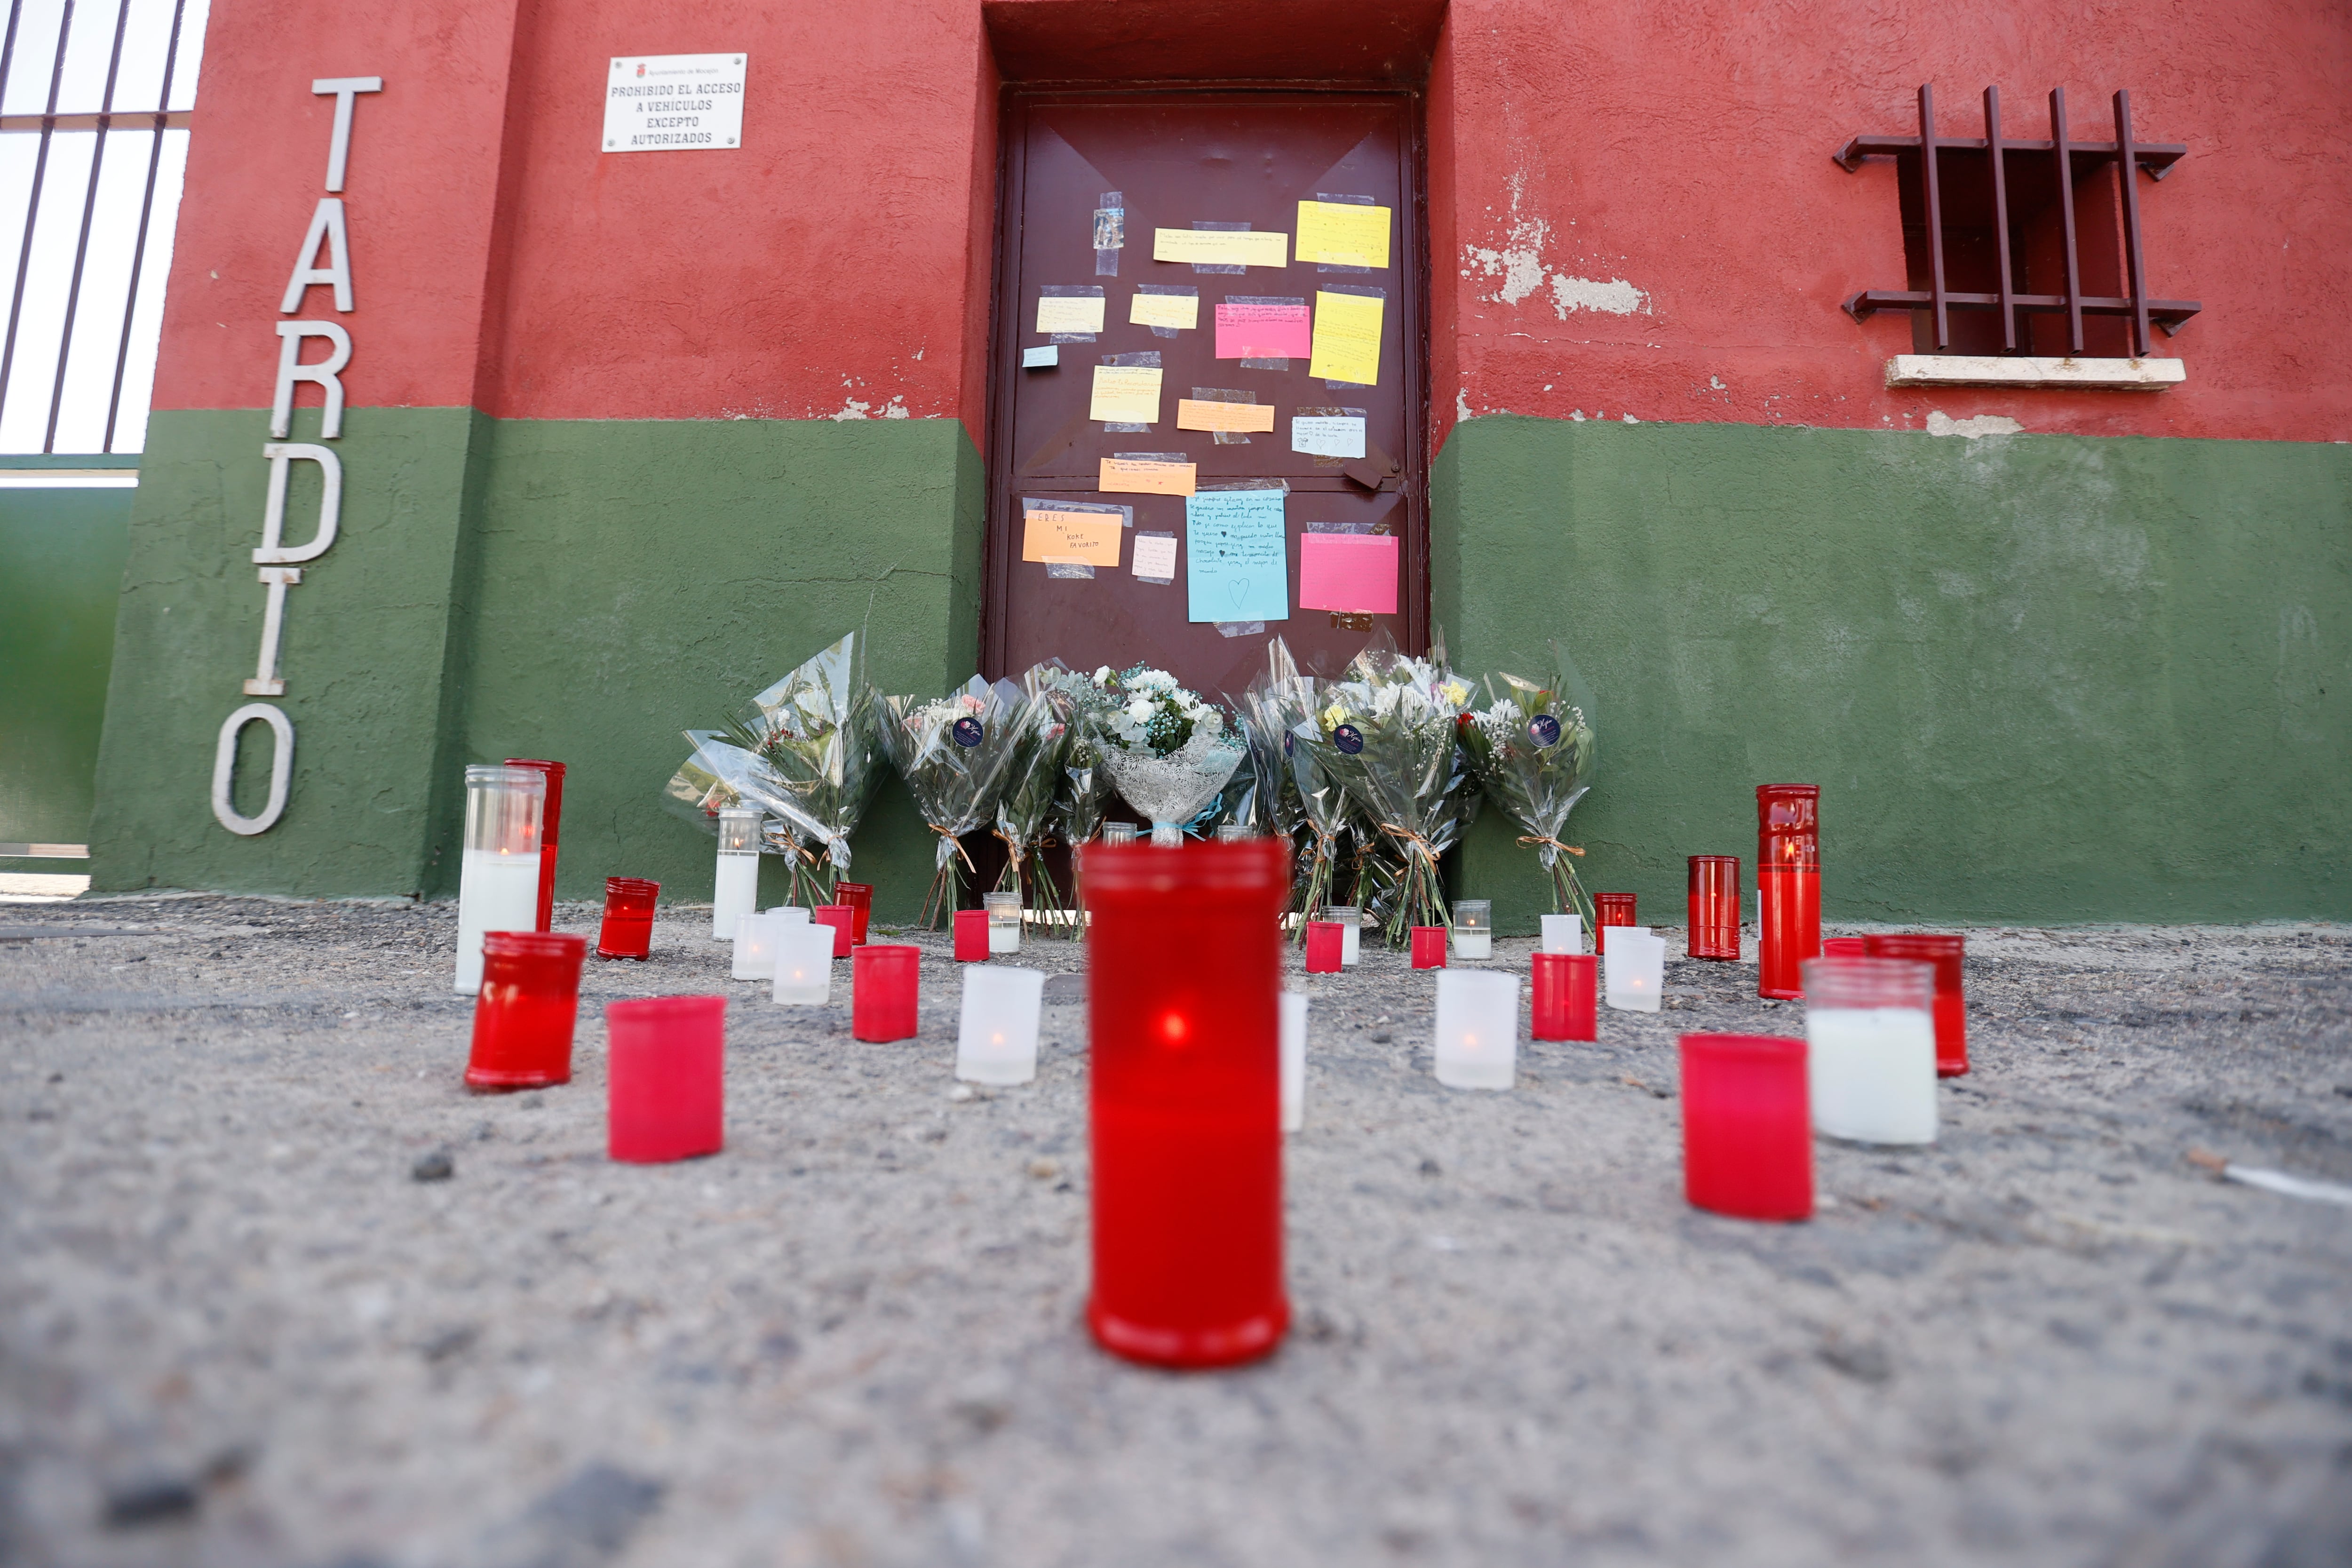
[3,896,2350,1568]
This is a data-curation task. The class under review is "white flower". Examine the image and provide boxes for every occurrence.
[1093,665,1112,683]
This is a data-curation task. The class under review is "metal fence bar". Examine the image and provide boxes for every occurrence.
[44,0,133,452]
[2112,89,2153,357]
[1984,86,2015,353]
[2048,88,2084,356]
[105,0,182,452]
[1917,84,1947,349]
[0,0,77,413]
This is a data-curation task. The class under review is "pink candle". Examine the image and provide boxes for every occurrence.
[954,907,990,962]
[1410,925,1447,969]
[852,944,920,1042]
[1678,1032,1811,1220]
[1304,920,1344,974]
[1530,952,1596,1041]
[606,995,725,1163]
[813,904,854,957]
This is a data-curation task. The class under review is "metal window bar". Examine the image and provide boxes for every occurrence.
[1836,84,2199,355]
[0,0,196,454]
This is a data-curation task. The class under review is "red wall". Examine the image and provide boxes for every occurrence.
[155,0,2350,447]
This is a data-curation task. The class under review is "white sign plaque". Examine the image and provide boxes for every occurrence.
[604,54,746,153]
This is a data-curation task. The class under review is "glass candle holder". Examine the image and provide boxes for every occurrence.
[605,995,724,1163]
[834,881,874,945]
[1410,925,1448,969]
[1757,784,1820,1000]
[1303,921,1343,973]
[1864,933,1969,1076]
[1103,821,1139,845]
[1803,956,1936,1145]
[1452,899,1493,961]
[731,910,786,981]
[1531,952,1597,1041]
[455,765,546,995]
[813,904,854,957]
[1678,1033,1812,1221]
[1593,892,1636,955]
[851,943,921,1042]
[954,907,990,962]
[771,923,834,1005]
[1822,936,1865,958]
[1434,969,1518,1090]
[1540,913,1584,955]
[712,807,761,942]
[1217,823,1250,843]
[1604,928,1667,1011]
[767,905,811,923]
[1320,905,1360,966]
[502,758,565,933]
[1687,855,1741,961]
[1083,836,1291,1368]
[465,931,587,1090]
[1279,992,1307,1133]
[595,876,659,961]
[983,891,1023,954]
[955,965,1044,1085]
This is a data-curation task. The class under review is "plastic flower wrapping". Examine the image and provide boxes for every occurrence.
[1239,638,1350,937]
[990,664,1075,931]
[1297,629,1480,947]
[1037,666,1121,934]
[878,675,1027,926]
[1459,639,1599,930]
[720,632,884,906]
[1077,663,1243,845]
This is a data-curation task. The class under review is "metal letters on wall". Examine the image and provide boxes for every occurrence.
[212,76,379,836]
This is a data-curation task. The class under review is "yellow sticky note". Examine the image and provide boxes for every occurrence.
[1022,509,1124,566]
[1129,291,1200,330]
[1151,228,1289,268]
[1309,290,1383,385]
[1099,457,1197,495]
[1176,398,1277,433]
[1089,364,1162,424]
[1036,294,1105,334]
[1295,201,1391,268]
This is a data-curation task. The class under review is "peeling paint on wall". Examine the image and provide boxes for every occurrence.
[1463,174,1651,320]
[1927,411,2025,439]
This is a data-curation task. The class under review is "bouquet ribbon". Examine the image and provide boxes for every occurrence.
[930,824,977,873]
[1516,834,1586,861]
[1377,821,1441,863]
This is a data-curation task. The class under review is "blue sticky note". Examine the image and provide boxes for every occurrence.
[1185,489,1290,623]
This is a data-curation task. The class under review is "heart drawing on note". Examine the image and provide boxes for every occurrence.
[1228,580,1250,609]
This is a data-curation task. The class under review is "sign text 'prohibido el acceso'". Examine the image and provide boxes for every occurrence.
[604,55,746,152]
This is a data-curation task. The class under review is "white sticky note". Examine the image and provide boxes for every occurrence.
[1022,345,1058,369]
[1132,533,1178,581]
[1291,415,1366,458]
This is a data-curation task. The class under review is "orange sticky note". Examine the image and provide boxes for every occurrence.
[1022,509,1124,566]
[1099,457,1197,496]
[1177,398,1277,433]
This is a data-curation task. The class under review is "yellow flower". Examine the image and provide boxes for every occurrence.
[1321,701,1347,731]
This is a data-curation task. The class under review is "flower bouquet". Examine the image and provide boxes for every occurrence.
[1297,629,1478,947]
[1082,663,1244,845]
[878,675,1027,926]
[1238,638,1349,938]
[992,664,1075,932]
[1459,639,1599,931]
[714,631,884,907]
[1038,665,1121,933]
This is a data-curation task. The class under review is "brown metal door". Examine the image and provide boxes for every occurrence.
[984,89,1426,700]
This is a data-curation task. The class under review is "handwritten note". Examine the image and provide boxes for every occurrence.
[1099,457,1196,495]
[1291,415,1366,458]
[1089,364,1162,424]
[1309,290,1383,384]
[1185,490,1289,624]
[1132,532,1178,582]
[1152,229,1289,268]
[1177,398,1276,433]
[1214,301,1311,359]
[1298,531,1398,614]
[1022,509,1124,567]
[1130,292,1199,330]
[1035,294,1105,334]
[1295,201,1392,268]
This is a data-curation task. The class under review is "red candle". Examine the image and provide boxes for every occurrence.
[1304,920,1343,973]
[813,904,854,957]
[1530,952,1597,1041]
[835,881,874,945]
[1594,892,1637,954]
[1678,1032,1811,1220]
[1410,925,1447,968]
[1084,836,1290,1368]
[503,758,565,932]
[1686,855,1741,961]
[1864,933,1969,1075]
[852,943,920,1042]
[465,931,586,1090]
[605,995,724,1163]
[595,876,659,960]
[1821,936,1865,957]
[1756,784,1820,1001]
[954,907,990,961]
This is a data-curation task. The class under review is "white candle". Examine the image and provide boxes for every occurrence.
[1452,899,1493,960]
[712,808,761,941]
[453,848,539,994]
[955,965,1045,1085]
[1603,929,1666,1011]
[1804,956,1938,1145]
[1434,969,1518,1090]
[771,924,834,1005]
[1279,992,1307,1132]
[983,891,1022,954]
[767,905,811,923]
[1541,913,1584,954]
[1322,906,1360,966]
[731,910,785,980]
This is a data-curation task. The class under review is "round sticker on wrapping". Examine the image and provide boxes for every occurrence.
[952,717,985,748]
[1282,731,1295,757]
[1527,714,1562,748]
[1332,724,1364,756]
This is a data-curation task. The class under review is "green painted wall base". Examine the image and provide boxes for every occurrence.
[1,480,135,854]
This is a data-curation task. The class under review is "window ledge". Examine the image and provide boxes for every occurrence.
[1885,354,2185,391]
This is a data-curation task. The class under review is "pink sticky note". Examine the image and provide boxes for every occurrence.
[1215,301,1312,359]
[1297,532,1399,614]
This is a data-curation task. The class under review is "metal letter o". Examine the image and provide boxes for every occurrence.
[211,703,295,836]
